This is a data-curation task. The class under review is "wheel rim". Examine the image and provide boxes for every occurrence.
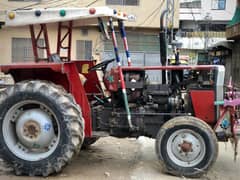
[2,100,60,162]
[166,129,206,168]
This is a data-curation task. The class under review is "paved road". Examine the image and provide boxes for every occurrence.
[0,137,239,180]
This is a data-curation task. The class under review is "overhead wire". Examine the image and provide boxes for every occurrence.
[14,2,42,10]
[0,2,18,9]
[137,0,165,26]
[50,0,78,7]
[12,0,87,10]
[65,0,100,8]
[13,0,62,10]
[86,0,100,7]
[47,0,100,8]
[146,0,166,26]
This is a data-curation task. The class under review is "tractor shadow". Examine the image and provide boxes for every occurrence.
[62,137,141,179]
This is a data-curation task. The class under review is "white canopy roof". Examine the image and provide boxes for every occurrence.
[5,7,127,27]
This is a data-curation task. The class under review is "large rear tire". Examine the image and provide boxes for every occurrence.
[0,80,84,176]
[156,116,218,178]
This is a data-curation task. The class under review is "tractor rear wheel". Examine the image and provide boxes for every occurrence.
[0,80,84,176]
[156,116,218,178]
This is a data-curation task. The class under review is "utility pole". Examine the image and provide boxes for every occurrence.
[160,0,176,83]
[166,0,175,45]
[204,13,212,51]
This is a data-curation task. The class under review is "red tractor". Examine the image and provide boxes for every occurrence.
[0,7,239,178]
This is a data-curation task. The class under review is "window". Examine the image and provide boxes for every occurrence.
[180,0,201,8]
[12,38,44,62]
[106,0,139,6]
[81,29,88,36]
[76,40,92,60]
[104,32,160,52]
[212,0,226,10]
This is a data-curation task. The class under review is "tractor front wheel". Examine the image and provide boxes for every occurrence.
[0,80,84,176]
[156,116,218,178]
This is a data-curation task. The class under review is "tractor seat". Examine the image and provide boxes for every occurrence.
[49,54,86,85]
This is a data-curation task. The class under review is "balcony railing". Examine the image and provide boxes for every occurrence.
[181,31,226,38]
[226,23,240,40]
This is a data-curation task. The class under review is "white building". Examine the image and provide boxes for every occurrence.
[178,0,236,63]
[180,0,235,21]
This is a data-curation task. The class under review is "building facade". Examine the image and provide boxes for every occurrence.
[0,0,179,70]
[178,0,235,64]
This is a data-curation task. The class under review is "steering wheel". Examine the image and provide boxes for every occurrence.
[89,58,115,72]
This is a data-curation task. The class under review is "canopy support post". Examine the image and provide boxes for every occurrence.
[109,17,133,130]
